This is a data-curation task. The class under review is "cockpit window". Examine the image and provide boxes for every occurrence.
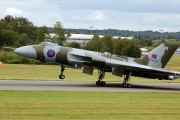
[40,42,58,46]
[40,42,47,46]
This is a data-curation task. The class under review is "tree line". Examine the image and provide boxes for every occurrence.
[2,15,177,64]
[1,15,180,48]
[81,34,141,58]
[64,28,180,40]
[0,15,67,48]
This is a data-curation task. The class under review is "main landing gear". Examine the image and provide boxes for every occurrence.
[123,70,132,88]
[59,64,65,80]
[96,69,106,86]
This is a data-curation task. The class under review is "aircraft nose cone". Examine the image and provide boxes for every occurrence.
[14,46,37,59]
[14,47,25,56]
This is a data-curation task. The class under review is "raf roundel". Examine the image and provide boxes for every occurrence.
[47,49,55,58]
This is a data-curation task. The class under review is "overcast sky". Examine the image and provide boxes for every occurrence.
[1,0,180,32]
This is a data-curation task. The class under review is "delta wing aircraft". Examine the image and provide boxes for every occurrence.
[14,42,180,87]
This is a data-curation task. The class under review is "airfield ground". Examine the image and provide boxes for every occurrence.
[0,56,180,120]
[0,80,180,92]
[0,56,180,82]
[0,91,180,120]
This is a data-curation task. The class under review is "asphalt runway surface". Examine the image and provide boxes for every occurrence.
[0,80,180,92]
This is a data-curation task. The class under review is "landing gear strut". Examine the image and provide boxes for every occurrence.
[96,69,106,86]
[123,70,132,88]
[59,64,65,80]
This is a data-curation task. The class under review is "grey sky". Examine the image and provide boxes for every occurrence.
[1,0,180,32]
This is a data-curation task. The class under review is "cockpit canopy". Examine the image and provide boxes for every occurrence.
[40,42,58,46]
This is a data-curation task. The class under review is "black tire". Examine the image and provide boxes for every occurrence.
[59,74,65,79]
[123,83,128,88]
[102,81,106,86]
[127,84,132,88]
[96,81,100,86]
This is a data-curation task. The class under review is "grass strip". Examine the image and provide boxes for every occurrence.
[0,56,180,82]
[0,91,180,120]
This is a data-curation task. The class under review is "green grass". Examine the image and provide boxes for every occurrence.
[0,56,180,82]
[0,91,180,120]
[0,56,180,120]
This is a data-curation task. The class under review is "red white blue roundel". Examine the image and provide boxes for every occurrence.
[47,49,55,58]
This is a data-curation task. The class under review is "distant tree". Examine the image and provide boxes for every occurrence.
[66,29,80,34]
[168,35,174,39]
[18,33,28,46]
[151,40,161,47]
[113,38,128,55]
[15,17,37,41]
[139,37,152,47]
[0,32,5,47]
[0,29,19,47]
[101,35,113,53]
[84,30,97,35]
[36,26,49,42]
[3,15,16,31]
[0,19,5,30]
[67,42,81,49]
[0,15,38,46]
[65,31,71,38]
[122,41,141,58]
[53,21,66,45]
[84,34,101,51]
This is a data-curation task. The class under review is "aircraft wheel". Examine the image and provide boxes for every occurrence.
[59,74,65,79]
[127,84,132,88]
[96,81,100,86]
[123,83,128,88]
[101,81,106,86]
[96,81,106,86]
[123,83,132,88]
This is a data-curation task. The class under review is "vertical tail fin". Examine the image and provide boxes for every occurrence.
[135,43,179,68]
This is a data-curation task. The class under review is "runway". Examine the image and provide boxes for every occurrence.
[0,80,180,92]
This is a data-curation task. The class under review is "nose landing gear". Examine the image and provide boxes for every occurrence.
[59,64,65,80]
